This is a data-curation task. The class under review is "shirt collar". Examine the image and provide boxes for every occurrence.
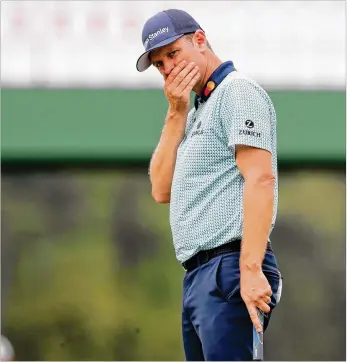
[194,60,236,110]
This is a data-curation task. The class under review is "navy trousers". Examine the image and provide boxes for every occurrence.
[182,249,282,361]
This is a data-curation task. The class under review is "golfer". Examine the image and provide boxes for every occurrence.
[136,9,283,361]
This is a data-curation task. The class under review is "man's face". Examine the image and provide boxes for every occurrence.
[149,34,205,81]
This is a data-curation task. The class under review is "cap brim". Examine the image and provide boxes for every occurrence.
[136,34,184,72]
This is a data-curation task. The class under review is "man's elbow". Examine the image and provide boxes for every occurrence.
[244,171,275,186]
[151,191,170,204]
[252,173,276,187]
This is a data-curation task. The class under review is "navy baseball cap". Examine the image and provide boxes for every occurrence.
[136,9,203,72]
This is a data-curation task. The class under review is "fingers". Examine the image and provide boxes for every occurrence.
[243,288,272,332]
[189,70,201,90]
[240,271,273,333]
[251,285,272,300]
[166,61,196,88]
[246,303,263,333]
[177,66,200,93]
[256,300,271,314]
[165,60,187,85]
[164,61,200,109]
[264,295,271,304]
[254,290,272,312]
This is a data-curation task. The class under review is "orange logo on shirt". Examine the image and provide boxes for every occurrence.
[204,81,215,97]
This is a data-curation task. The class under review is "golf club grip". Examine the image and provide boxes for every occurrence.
[253,309,264,361]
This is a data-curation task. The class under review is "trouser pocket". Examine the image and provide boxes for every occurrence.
[214,252,241,302]
[214,251,283,307]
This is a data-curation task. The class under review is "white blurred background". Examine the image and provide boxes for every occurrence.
[1,0,345,89]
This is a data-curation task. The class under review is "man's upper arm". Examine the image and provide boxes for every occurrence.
[219,79,274,179]
[220,79,273,157]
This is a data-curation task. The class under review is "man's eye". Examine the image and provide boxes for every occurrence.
[168,50,177,58]
[154,62,163,68]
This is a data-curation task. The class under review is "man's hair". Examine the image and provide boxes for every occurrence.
[184,33,213,52]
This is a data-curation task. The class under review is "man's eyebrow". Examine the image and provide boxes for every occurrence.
[151,48,178,64]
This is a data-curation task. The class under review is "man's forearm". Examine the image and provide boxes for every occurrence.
[240,177,275,270]
[149,112,186,203]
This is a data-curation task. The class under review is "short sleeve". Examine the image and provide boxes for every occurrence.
[219,79,272,154]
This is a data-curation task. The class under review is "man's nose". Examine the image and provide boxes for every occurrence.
[163,61,175,76]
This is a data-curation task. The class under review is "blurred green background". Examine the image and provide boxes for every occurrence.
[1,90,345,164]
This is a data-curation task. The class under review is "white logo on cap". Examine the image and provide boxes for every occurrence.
[144,27,169,47]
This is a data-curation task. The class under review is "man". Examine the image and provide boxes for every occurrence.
[136,9,283,361]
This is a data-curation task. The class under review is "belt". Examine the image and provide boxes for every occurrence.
[182,239,273,272]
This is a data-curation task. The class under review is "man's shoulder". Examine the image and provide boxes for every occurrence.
[219,71,268,96]
[218,71,274,109]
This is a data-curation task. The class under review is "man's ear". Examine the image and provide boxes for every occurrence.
[193,30,208,50]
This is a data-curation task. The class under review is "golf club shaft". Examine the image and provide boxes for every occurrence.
[253,309,264,361]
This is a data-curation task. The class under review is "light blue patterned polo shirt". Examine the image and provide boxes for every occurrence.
[170,66,278,263]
